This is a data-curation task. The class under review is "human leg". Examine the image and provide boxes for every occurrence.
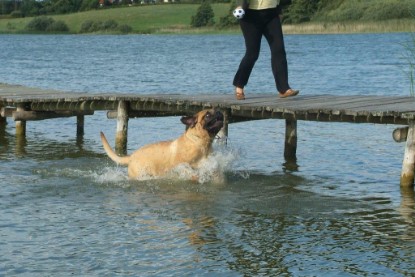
[233,15,263,91]
[263,15,292,94]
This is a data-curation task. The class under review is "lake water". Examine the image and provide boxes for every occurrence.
[1,33,415,276]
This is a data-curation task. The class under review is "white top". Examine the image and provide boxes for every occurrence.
[248,0,280,10]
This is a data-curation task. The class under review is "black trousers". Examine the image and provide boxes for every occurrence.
[233,8,290,93]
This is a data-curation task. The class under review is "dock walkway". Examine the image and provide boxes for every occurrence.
[1,83,415,187]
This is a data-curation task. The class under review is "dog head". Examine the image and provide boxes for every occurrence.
[181,109,224,138]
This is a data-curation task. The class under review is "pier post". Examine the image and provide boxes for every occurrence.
[15,103,27,137]
[0,109,6,136]
[77,115,84,137]
[216,109,228,145]
[76,115,84,147]
[284,118,297,165]
[115,100,129,155]
[400,122,415,187]
[0,105,6,126]
[0,106,6,149]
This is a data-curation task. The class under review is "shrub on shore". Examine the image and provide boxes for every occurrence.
[80,19,132,34]
[312,0,415,22]
[217,0,238,29]
[25,16,69,32]
[191,1,215,28]
[47,20,70,32]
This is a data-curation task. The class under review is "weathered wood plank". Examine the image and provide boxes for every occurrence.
[12,110,94,121]
[15,103,27,136]
[284,119,297,162]
[1,84,415,125]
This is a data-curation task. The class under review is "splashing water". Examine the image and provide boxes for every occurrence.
[90,166,128,185]
[92,146,240,184]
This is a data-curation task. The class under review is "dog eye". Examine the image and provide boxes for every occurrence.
[205,113,211,118]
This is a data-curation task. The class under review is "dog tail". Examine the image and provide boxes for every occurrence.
[100,132,130,165]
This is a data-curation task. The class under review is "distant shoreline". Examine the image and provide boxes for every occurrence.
[156,20,415,35]
[1,3,414,35]
[283,20,415,35]
[1,19,414,35]
[87,19,415,35]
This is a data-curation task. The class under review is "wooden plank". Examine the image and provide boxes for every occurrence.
[15,103,27,136]
[254,95,411,110]
[284,119,297,162]
[1,84,415,125]
[12,110,94,121]
[245,96,412,112]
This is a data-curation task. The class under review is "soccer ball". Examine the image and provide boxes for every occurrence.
[233,8,245,19]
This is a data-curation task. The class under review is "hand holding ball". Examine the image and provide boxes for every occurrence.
[233,8,245,19]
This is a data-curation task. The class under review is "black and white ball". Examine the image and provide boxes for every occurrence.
[233,8,245,19]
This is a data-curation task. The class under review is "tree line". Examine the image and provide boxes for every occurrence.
[1,0,307,18]
[193,0,415,28]
[1,0,414,24]
[1,0,106,17]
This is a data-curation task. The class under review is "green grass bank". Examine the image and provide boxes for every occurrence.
[0,3,414,35]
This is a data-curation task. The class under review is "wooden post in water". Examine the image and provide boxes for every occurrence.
[284,118,297,163]
[76,115,84,147]
[15,103,27,137]
[0,114,6,138]
[0,105,6,147]
[77,115,84,137]
[400,122,415,187]
[0,105,6,126]
[115,100,129,155]
[216,109,229,145]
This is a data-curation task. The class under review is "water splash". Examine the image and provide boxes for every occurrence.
[91,166,128,184]
[158,147,239,184]
[92,147,241,184]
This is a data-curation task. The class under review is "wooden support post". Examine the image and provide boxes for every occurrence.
[115,101,129,155]
[401,122,415,187]
[0,116,5,129]
[15,134,27,156]
[77,115,84,137]
[0,106,6,147]
[15,103,27,137]
[12,110,93,121]
[284,118,298,170]
[76,115,85,147]
[0,105,6,126]
[216,109,229,145]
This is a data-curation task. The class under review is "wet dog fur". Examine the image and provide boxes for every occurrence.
[100,109,224,181]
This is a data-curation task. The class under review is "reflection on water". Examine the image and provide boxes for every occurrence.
[1,33,415,275]
[400,187,415,241]
[1,112,415,276]
[2,147,415,275]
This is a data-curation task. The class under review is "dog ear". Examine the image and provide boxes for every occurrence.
[181,115,197,128]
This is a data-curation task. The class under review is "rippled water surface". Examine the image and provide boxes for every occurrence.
[1,33,415,276]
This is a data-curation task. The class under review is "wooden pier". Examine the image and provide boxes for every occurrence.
[1,83,415,187]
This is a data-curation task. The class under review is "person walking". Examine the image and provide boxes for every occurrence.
[233,0,299,100]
